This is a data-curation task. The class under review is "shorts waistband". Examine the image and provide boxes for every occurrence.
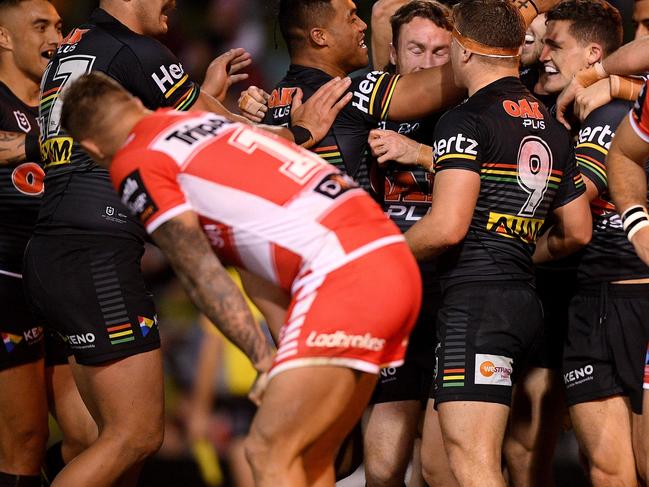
[577,282,649,298]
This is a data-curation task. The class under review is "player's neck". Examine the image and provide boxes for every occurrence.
[465,65,520,97]
[290,52,349,79]
[0,61,40,107]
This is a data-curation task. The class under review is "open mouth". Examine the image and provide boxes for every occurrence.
[543,64,559,75]
[41,49,55,60]
[524,33,535,45]
[359,36,367,49]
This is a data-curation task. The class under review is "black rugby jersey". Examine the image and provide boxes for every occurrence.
[575,99,649,283]
[263,65,401,194]
[433,77,585,287]
[37,8,199,239]
[0,83,41,274]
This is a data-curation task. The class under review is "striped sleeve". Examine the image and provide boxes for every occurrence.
[630,81,649,143]
[349,71,401,123]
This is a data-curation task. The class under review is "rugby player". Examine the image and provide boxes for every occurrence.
[0,2,57,485]
[0,2,97,486]
[26,1,351,485]
[537,3,647,485]
[404,1,592,486]
[606,83,649,484]
[634,0,649,39]
[365,2,457,486]
[60,71,422,487]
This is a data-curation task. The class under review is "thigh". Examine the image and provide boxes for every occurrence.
[68,349,163,431]
[24,236,159,366]
[250,366,377,461]
[0,358,48,443]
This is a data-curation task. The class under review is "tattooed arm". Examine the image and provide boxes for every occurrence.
[0,131,26,166]
[151,210,275,373]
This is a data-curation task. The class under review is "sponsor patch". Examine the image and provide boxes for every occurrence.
[564,364,595,389]
[474,354,513,386]
[138,315,158,338]
[119,170,158,223]
[306,330,385,351]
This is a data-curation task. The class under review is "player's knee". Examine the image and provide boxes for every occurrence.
[109,421,164,463]
[0,420,48,469]
[364,449,409,486]
[503,434,533,467]
[589,463,633,487]
[421,455,456,487]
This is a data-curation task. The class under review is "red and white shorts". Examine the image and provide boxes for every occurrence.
[269,241,422,379]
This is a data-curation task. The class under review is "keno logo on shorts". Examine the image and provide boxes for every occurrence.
[474,353,513,386]
[306,331,386,351]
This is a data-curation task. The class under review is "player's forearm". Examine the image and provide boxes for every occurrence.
[603,38,649,77]
[509,0,561,27]
[533,224,588,263]
[405,213,464,261]
[387,64,464,121]
[609,147,649,212]
[153,216,274,372]
[371,0,409,70]
[0,131,26,166]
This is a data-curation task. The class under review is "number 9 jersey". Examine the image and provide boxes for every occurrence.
[432,76,585,287]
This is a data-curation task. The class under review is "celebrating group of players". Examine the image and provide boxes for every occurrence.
[2,0,649,486]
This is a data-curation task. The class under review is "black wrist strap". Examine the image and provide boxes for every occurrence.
[289,125,313,146]
[25,131,41,162]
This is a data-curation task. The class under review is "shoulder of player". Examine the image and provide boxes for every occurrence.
[581,99,633,131]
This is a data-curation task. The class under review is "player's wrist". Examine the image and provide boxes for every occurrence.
[622,205,649,242]
[575,62,607,88]
[252,351,274,374]
[610,75,644,101]
[289,125,314,147]
[416,144,433,172]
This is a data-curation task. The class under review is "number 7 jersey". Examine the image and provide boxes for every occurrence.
[432,76,585,287]
[110,110,404,293]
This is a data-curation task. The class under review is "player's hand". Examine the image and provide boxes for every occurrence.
[369,129,420,165]
[574,78,611,122]
[630,226,649,267]
[290,77,353,149]
[556,76,584,130]
[248,371,269,406]
[238,86,270,123]
[202,48,252,103]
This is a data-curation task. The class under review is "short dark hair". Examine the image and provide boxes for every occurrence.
[0,0,29,15]
[61,72,131,142]
[277,0,336,55]
[391,0,452,48]
[546,0,622,56]
[452,0,525,51]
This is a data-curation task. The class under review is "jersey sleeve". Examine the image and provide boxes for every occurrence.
[432,108,482,173]
[109,40,200,111]
[111,149,191,234]
[630,80,649,143]
[348,71,401,123]
[576,102,630,194]
[551,147,586,210]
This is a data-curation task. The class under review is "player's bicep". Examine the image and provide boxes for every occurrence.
[430,168,480,235]
[550,192,592,244]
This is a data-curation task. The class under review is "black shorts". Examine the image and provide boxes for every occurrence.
[23,235,159,366]
[44,329,72,367]
[529,266,577,370]
[564,283,649,414]
[0,272,44,371]
[371,287,440,404]
[433,281,543,406]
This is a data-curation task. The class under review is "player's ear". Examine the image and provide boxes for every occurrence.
[0,26,13,51]
[388,43,397,68]
[79,139,108,168]
[310,27,328,47]
[586,42,603,65]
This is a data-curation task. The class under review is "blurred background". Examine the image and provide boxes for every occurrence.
[45,1,636,485]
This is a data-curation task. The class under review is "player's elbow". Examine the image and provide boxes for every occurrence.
[563,222,592,252]
[442,222,470,248]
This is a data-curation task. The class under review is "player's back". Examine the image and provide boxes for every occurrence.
[112,111,401,292]
[433,76,583,286]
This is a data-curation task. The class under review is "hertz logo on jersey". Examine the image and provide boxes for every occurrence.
[486,211,544,244]
[152,63,188,99]
[433,133,479,163]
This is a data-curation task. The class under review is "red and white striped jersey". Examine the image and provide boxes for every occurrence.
[110,110,404,293]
